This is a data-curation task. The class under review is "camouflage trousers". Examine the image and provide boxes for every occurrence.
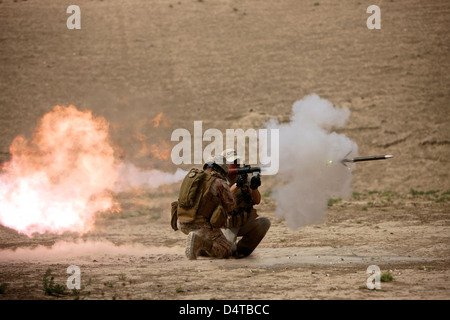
[178,221,232,259]
[222,215,271,257]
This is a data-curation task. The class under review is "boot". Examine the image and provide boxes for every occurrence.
[185,231,213,260]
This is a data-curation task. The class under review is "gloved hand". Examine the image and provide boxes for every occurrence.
[250,174,261,190]
[235,175,247,188]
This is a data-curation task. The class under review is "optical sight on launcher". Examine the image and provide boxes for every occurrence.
[228,165,261,176]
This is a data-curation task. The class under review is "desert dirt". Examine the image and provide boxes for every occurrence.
[0,0,449,300]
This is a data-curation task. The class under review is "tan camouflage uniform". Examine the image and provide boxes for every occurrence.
[225,176,271,257]
[178,178,235,258]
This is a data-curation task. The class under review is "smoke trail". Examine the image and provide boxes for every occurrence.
[0,240,184,262]
[113,163,187,192]
[266,94,358,229]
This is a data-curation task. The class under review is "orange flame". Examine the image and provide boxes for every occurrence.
[0,105,119,236]
[151,112,169,128]
[152,112,163,128]
[133,113,171,161]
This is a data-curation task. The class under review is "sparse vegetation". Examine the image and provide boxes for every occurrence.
[418,266,436,271]
[381,271,393,282]
[262,190,272,198]
[410,188,425,196]
[0,0,447,300]
[348,189,449,211]
[175,285,184,293]
[436,195,449,203]
[0,283,7,294]
[43,269,67,296]
[151,213,161,220]
[407,189,449,202]
[71,287,90,300]
[352,192,361,199]
[328,198,341,207]
[119,273,127,281]
[382,190,397,197]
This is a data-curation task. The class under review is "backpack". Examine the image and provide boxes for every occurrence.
[176,168,219,223]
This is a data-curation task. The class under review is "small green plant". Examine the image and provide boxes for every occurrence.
[328,198,341,207]
[0,283,7,294]
[43,269,67,296]
[380,271,393,282]
[119,273,127,281]
[71,287,87,299]
[410,189,424,196]
[436,196,450,203]
[175,285,184,293]
[352,192,362,199]
[151,213,161,220]
[418,266,435,271]
[262,190,272,198]
[381,190,398,197]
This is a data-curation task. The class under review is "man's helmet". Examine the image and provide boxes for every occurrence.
[203,155,229,176]
[222,149,241,164]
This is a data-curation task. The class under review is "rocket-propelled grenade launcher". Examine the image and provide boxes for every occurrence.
[228,165,262,188]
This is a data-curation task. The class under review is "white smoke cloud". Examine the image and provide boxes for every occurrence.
[266,94,358,229]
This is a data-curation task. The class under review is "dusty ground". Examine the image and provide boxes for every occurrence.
[0,0,449,301]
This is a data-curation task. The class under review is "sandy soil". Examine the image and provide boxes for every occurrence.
[0,0,449,300]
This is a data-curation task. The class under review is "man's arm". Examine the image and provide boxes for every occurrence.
[250,188,261,205]
[229,175,261,204]
[215,179,236,212]
[249,174,261,204]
